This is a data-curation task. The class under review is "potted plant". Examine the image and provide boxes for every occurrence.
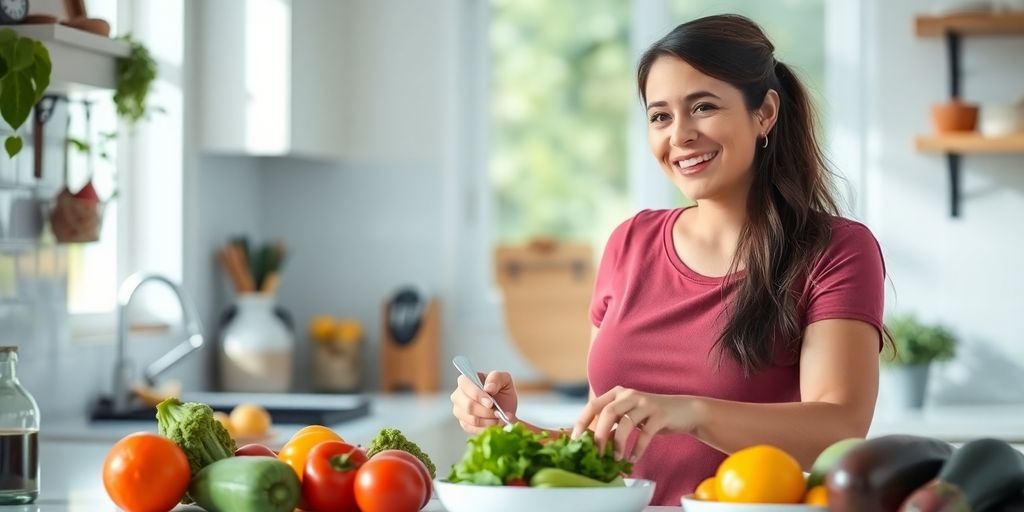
[881,313,957,409]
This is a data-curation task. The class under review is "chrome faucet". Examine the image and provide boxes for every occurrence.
[111,273,204,413]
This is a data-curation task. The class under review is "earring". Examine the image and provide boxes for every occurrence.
[760,132,769,149]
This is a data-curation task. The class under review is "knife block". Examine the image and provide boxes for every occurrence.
[380,299,441,394]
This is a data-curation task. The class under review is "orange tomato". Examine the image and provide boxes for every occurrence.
[715,445,805,504]
[103,432,190,512]
[278,427,342,480]
[293,424,341,440]
[804,484,828,506]
[694,476,717,501]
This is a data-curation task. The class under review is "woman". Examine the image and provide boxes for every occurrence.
[450,14,886,506]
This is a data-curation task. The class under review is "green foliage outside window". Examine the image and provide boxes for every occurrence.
[490,0,632,246]
[489,0,826,246]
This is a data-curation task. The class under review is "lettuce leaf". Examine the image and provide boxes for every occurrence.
[447,424,632,485]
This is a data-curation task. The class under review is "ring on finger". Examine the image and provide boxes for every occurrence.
[622,413,644,431]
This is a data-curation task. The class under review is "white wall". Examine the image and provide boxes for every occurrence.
[193,0,541,393]
[862,0,1024,406]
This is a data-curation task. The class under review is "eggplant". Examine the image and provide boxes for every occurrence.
[827,434,954,512]
[900,438,1024,512]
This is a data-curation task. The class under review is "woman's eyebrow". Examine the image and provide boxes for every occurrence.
[646,91,722,110]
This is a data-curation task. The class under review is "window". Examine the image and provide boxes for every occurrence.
[488,0,827,253]
[670,0,827,126]
[68,0,185,337]
[489,0,633,250]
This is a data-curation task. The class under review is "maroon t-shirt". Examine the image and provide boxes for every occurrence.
[588,208,885,506]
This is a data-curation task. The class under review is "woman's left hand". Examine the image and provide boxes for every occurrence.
[571,386,703,463]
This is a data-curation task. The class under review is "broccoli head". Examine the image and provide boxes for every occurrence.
[156,397,237,476]
[366,427,436,478]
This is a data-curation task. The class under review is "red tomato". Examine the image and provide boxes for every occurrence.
[278,429,342,480]
[102,432,190,512]
[235,443,278,457]
[354,457,426,512]
[372,449,432,507]
[302,441,368,512]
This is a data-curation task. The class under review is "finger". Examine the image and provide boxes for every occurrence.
[458,419,485,435]
[613,410,641,459]
[451,396,497,424]
[572,387,620,439]
[592,402,625,454]
[593,394,634,454]
[627,416,664,463]
[483,370,512,394]
[458,374,494,408]
[464,415,499,428]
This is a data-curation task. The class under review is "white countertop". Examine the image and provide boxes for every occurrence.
[6,393,1024,511]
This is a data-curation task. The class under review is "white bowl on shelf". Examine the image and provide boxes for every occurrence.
[979,102,1024,137]
[433,478,655,512]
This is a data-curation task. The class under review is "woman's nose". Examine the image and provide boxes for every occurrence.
[669,120,698,148]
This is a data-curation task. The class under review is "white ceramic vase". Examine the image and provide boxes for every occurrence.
[220,294,293,393]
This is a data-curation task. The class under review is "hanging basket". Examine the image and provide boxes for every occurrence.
[49,188,104,243]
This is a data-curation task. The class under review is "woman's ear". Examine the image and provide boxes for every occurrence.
[756,89,781,135]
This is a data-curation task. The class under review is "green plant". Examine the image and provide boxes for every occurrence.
[882,314,957,365]
[114,34,157,125]
[0,28,51,157]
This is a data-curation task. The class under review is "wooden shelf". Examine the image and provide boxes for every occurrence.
[5,24,129,91]
[915,133,1024,153]
[916,12,1024,37]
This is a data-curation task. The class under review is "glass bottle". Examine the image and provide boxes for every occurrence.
[0,346,40,504]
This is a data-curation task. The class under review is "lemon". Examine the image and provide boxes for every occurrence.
[308,315,336,341]
[334,319,363,343]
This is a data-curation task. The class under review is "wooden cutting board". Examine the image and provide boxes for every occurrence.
[494,241,594,384]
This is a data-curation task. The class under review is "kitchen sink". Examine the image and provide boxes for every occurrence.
[90,391,371,426]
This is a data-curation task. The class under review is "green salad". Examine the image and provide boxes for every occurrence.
[447,424,632,487]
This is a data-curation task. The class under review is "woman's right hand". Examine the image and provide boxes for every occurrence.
[450,370,518,434]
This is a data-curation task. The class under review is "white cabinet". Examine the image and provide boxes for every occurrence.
[196,0,347,160]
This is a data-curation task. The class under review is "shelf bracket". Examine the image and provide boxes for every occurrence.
[946,31,961,97]
[947,153,961,218]
[945,30,963,218]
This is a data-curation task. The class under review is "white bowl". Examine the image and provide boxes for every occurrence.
[434,478,655,512]
[681,495,827,512]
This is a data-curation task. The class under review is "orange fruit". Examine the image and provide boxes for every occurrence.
[715,445,805,504]
[804,484,828,506]
[694,477,717,501]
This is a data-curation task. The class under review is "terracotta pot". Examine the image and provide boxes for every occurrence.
[930,99,979,133]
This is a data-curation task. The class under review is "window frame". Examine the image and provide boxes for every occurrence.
[68,0,186,343]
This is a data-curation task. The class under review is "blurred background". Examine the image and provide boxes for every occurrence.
[2,0,1024,433]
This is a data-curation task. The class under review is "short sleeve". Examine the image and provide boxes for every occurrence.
[589,216,634,328]
[804,221,886,336]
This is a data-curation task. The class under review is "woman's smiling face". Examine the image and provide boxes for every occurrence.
[645,55,765,203]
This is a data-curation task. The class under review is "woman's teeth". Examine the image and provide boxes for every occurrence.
[676,151,717,169]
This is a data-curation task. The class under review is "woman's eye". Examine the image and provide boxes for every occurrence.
[649,112,669,123]
[693,103,718,114]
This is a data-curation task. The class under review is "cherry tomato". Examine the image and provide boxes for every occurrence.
[278,428,342,480]
[372,449,432,507]
[303,441,368,512]
[102,432,190,512]
[354,456,427,512]
[235,443,277,457]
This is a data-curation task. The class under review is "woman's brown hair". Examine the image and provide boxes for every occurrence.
[638,14,843,374]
